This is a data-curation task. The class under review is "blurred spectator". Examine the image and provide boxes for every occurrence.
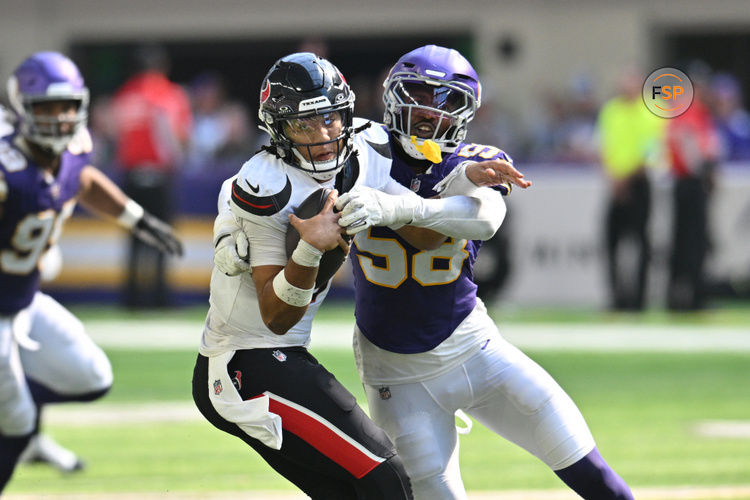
[187,72,254,168]
[527,74,599,163]
[597,68,664,311]
[711,73,750,162]
[110,44,193,308]
[665,63,721,311]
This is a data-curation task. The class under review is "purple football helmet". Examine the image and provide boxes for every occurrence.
[383,45,481,160]
[7,51,89,154]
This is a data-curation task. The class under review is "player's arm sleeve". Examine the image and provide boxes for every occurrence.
[228,198,287,268]
[382,176,506,241]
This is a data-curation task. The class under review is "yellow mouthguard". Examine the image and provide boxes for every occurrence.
[410,136,442,163]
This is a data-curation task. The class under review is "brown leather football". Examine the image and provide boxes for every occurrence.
[285,188,350,289]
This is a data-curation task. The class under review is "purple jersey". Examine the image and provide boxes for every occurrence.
[0,132,90,314]
[351,133,511,353]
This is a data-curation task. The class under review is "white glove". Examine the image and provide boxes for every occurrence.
[335,186,420,235]
[39,244,63,282]
[213,210,251,276]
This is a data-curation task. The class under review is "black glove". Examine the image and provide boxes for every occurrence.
[132,212,184,256]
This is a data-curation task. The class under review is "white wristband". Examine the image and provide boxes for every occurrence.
[117,199,144,229]
[291,239,323,268]
[272,271,314,307]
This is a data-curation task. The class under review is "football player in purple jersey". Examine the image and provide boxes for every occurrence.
[202,51,529,499]
[0,52,182,492]
[330,45,634,500]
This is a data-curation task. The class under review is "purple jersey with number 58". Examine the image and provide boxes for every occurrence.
[0,132,90,315]
[350,132,511,354]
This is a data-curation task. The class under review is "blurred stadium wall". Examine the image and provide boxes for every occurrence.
[3,0,750,120]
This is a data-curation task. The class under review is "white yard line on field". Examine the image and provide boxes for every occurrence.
[7,485,750,500]
[43,402,750,441]
[694,420,750,438]
[83,319,750,352]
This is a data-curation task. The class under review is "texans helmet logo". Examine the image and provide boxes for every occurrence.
[232,370,242,390]
[260,80,270,104]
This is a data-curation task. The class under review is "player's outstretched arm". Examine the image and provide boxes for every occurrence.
[336,181,506,242]
[77,166,183,256]
[464,159,532,190]
[250,190,348,335]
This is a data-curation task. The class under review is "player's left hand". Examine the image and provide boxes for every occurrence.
[132,212,184,256]
[336,186,416,235]
[289,189,349,253]
[465,159,532,189]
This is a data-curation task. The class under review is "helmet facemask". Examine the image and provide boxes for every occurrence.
[262,105,354,182]
[383,72,478,161]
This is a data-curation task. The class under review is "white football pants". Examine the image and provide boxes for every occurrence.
[0,292,112,436]
[363,329,595,500]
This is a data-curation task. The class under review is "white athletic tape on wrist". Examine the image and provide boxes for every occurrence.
[272,271,314,307]
[117,199,144,229]
[291,239,323,268]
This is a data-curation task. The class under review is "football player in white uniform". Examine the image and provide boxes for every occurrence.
[194,51,527,499]
[193,52,414,500]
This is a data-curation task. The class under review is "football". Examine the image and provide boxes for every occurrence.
[285,188,350,289]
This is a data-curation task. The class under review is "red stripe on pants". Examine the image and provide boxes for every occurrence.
[266,396,382,479]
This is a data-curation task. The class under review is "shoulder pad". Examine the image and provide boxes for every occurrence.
[0,138,28,173]
[230,155,292,217]
[355,120,391,159]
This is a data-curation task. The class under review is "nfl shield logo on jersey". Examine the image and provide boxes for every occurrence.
[213,379,223,395]
[272,350,287,362]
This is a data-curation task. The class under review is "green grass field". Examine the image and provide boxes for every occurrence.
[6,302,750,499]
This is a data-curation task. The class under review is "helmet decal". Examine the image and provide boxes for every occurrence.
[260,80,270,104]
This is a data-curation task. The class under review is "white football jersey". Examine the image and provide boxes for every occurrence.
[200,119,411,356]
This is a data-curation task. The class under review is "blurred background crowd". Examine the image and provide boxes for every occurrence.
[2,0,750,312]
